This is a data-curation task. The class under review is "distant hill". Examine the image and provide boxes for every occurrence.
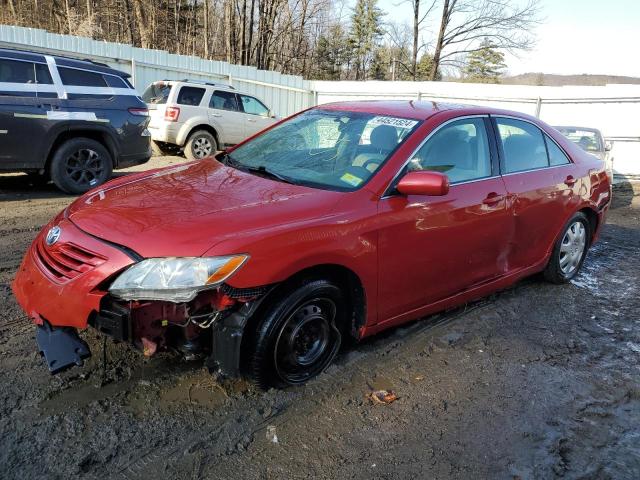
[500,73,640,86]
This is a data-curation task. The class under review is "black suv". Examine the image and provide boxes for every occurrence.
[0,48,151,193]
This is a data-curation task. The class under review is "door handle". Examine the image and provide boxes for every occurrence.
[247,118,257,123]
[564,175,576,186]
[210,113,222,117]
[482,192,505,205]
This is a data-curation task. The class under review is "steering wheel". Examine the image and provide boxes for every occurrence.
[345,166,372,181]
[361,159,381,172]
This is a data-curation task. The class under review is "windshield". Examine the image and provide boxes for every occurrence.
[142,82,172,104]
[556,127,603,152]
[226,109,420,191]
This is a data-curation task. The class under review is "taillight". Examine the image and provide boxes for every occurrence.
[128,107,149,116]
[164,107,180,122]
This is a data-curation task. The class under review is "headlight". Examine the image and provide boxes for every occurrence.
[109,255,248,302]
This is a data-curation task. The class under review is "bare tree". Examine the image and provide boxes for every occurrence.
[429,0,541,80]
[406,0,437,79]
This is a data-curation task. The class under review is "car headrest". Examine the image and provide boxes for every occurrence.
[370,125,398,151]
[504,134,536,155]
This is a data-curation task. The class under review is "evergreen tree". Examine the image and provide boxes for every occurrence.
[314,24,351,80]
[370,48,388,80]
[462,38,507,83]
[416,53,440,81]
[349,0,385,80]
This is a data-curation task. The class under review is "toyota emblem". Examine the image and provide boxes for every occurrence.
[45,226,61,246]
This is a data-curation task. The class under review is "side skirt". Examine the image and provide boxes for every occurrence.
[362,260,547,337]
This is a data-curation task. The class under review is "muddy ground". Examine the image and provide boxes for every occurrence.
[1,160,638,480]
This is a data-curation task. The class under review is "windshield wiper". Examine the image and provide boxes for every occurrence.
[218,151,241,168]
[244,165,296,184]
[219,153,295,184]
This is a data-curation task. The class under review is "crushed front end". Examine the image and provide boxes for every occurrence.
[91,284,269,376]
[12,214,268,376]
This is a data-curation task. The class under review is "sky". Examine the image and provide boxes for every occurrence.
[373,0,640,77]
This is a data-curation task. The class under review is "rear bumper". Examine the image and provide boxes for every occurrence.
[592,198,610,244]
[11,217,136,329]
[148,123,181,145]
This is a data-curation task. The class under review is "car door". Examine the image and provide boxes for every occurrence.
[0,57,55,169]
[238,94,275,137]
[377,116,512,323]
[208,90,246,145]
[493,116,579,271]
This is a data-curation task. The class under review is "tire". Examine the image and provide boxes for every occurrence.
[184,130,217,161]
[246,279,346,389]
[50,138,113,194]
[151,140,173,157]
[544,212,590,284]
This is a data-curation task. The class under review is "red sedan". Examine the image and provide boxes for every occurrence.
[12,101,611,388]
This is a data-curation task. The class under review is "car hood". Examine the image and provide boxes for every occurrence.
[67,160,342,257]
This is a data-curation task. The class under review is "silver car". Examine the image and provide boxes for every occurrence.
[554,126,613,176]
[143,79,277,160]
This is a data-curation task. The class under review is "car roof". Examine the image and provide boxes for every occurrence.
[317,100,541,122]
[0,47,131,78]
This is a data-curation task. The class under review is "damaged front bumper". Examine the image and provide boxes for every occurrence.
[12,216,270,377]
[35,321,91,374]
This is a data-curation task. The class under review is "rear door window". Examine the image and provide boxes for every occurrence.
[58,67,108,87]
[210,90,240,111]
[0,58,36,83]
[35,64,53,84]
[496,118,549,173]
[177,86,205,106]
[0,58,54,97]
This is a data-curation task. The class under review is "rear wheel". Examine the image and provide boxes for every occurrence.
[50,138,113,194]
[184,130,217,161]
[246,279,345,389]
[544,212,590,283]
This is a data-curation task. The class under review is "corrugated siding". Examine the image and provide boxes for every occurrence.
[311,80,640,176]
[0,25,314,117]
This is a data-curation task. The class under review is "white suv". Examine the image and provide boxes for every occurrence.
[143,79,277,160]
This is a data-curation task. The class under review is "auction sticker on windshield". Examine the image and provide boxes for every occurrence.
[369,116,418,129]
[340,172,364,187]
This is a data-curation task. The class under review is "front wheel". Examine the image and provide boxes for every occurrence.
[246,279,345,389]
[50,138,113,194]
[544,212,590,283]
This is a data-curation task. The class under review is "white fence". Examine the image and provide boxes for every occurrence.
[0,25,314,117]
[312,80,640,177]
[1,25,639,176]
